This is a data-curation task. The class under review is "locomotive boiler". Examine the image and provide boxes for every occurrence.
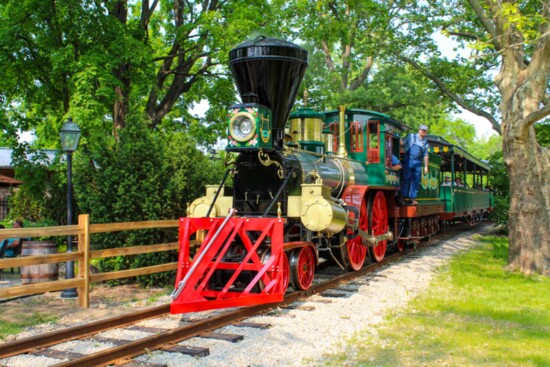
[170,36,493,314]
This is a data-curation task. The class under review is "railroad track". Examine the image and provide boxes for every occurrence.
[0,224,474,367]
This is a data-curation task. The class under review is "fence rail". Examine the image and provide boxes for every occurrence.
[0,214,181,307]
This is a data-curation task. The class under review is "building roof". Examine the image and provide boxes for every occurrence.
[0,174,23,186]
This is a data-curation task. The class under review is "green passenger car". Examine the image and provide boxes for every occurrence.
[427,135,494,223]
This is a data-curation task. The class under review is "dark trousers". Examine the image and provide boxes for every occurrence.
[400,158,422,199]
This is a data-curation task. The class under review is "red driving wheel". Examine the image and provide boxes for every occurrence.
[290,246,315,290]
[343,197,368,271]
[368,191,388,262]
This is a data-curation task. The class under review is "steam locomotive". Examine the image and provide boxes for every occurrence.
[170,37,493,314]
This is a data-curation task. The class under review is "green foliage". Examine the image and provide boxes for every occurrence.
[499,3,547,46]
[466,133,502,160]
[487,151,510,232]
[535,122,550,147]
[350,64,452,125]
[7,146,66,224]
[0,0,278,150]
[74,117,225,286]
[324,236,550,366]
[428,117,476,148]
[1,0,275,288]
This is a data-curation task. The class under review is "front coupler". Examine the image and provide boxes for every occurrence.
[170,211,286,314]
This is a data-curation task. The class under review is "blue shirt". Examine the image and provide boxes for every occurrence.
[2,238,19,257]
[391,155,401,166]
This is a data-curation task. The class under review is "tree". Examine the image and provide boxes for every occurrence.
[408,1,549,275]
[275,0,460,135]
[466,134,503,160]
[275,0,440,109]
[279,1,548,275]
[7,145,66,224]
[0,0,275,147]
[0,0,275,229]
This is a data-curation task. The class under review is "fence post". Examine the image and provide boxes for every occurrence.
[78,214,90,307]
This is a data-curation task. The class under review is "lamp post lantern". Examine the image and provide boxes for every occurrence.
[60,117,81,299]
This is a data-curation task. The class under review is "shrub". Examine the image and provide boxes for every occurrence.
[8,145,67,224]
[74,117,225,286]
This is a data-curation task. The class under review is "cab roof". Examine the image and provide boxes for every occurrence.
[323,108,409,131]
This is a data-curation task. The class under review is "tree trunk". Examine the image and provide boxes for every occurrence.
[110,1,130,137]
[497,42,550,276]
[113,63,130,132]
[488,1,550,276]
[504,128,550,276]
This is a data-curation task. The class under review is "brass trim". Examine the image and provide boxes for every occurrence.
[258,149,283,179]
[336,105,348,157]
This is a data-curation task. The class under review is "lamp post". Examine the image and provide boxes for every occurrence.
[60,117,81,299]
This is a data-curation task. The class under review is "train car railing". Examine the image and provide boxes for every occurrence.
[0,214,179,307]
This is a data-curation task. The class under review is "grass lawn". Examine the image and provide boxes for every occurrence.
[0,312,58,340]
[325,235,550,367]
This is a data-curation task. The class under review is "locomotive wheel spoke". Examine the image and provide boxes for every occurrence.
[290,246,315,290]
[368,191,388,262]
[342,196,368,271]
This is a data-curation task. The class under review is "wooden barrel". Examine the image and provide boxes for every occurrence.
[20,241,59,285]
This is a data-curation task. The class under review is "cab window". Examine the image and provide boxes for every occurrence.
[385,134,401,168]
[350,121,364,152]
[367,121,380,163]
[328,122,339,153]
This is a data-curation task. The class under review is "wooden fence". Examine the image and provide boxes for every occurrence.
[0,214,180,307]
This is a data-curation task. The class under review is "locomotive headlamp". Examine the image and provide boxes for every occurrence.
[227,105,272,150]
[238,118,253,136]
[229,112,256,142]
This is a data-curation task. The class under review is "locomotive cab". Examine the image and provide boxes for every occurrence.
[324,109,406,186]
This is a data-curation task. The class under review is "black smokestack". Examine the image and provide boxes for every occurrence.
[229,36,308,148]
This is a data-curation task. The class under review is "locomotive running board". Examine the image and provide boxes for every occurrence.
[170,212,286,314]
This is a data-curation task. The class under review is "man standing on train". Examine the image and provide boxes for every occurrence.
[400,125,429,205]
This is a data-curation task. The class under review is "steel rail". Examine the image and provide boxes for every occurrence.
[0,247,405,360]
[2,222,482,364]
[0,247,415,364]
[51,249,413,367]
[0,224,488,366]
[0,305,169,359]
